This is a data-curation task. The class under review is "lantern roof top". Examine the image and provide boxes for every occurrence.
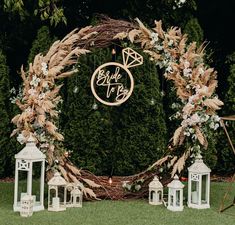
[15,134,46,160]
[167,175,184,189]
[71,187,82,195]
[149,176,163,189]
[188,154,211,173]
[48,172,67,186]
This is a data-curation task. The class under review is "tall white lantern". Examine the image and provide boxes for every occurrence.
[13,135,46,212]
[188,154,211,209]
[48,172,67,211]
[149,176,163,205]
[167,175,184,211]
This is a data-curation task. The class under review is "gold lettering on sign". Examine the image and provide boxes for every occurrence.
[91,48,143,106]
[96,67,129,101]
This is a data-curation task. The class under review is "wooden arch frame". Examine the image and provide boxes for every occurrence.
[11,17,224,199]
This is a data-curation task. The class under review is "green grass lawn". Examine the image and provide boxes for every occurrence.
[0,182,234,225]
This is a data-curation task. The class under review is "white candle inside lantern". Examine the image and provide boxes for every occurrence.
[192,191,198,204]
[21,192,27,200]
[52,197,60,208]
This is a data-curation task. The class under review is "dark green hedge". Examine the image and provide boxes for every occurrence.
[61,48,167,175]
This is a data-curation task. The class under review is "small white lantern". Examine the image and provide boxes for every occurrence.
[167,175,184,211]
[20,194,33,217]
[149,176,163,205]
[14,134,46,212]
[71,186,83,207]
[188,154,211,209]
[48,172,67,211]
[66,183,83,208]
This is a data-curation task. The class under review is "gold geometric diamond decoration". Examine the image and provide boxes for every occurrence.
[122,47,143,69]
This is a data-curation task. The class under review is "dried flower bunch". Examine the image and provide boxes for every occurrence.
[11,17,223,199]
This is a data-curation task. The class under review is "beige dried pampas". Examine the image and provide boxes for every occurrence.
[203,98,224,110]
[82,178,101,188]
[173,126,184,146]
[195,126,207,147]
[171,151,190,177]
[153,20,164,39]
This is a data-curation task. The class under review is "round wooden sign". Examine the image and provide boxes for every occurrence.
[91,62,134,106]
[91,48,143,106]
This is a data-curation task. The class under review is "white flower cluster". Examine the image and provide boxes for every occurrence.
[183,61,192,78]
[39,93,45,99]
[28,88,37,96]
[17,133,25,145]
[171,102,181,110]
[173,0,187,9]
[10,86,23,104]
[41,62,48,76]
[209,115,220,130]
[181,113,201,128]
[30,75,41,87]
[150,32,164,54]
[190,145,201,158]
[150,32,175,71]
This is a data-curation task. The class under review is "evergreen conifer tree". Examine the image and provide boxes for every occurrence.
[28,26,57,63]
[62,47,167,175]
[215,53,235,173]
[0,50,13,177]
[183,18,204,45]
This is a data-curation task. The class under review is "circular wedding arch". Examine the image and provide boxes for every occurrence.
[11,17,223,199]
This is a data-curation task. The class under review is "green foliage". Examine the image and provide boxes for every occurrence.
[225,64,235,113]
[0,50,15,178]
[202,131,217,170]
[121,0,197,27]
[215,53,235,174]
[183,18,204,44]
[28,26,57,64]
[3,0,26,19]
[62,48,167,175]
[3,0,66,26]
[34,0,67,26]
[215,124,235,174]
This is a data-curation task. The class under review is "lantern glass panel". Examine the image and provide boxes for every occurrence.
[58,186,64,202]
[49,188,56,205]
[157,191,162,201]
[31,162,42,203]
[176,190,180,206]
[191,180,199,204]
[150,191,155,201]
[58,186,66,206]
[66,190,72,205]
[18,171,28,204]
[170,195,173,206]
[201,175,208,204]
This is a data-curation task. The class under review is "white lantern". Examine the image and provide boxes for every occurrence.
[48,172,67,211]
[167,175,184,211]
[20,194,33,217]
[13,134,46,212]
[149,176,163,205]
[188,154,211,209]
[66,183,83,208]
[71,186,83,207]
